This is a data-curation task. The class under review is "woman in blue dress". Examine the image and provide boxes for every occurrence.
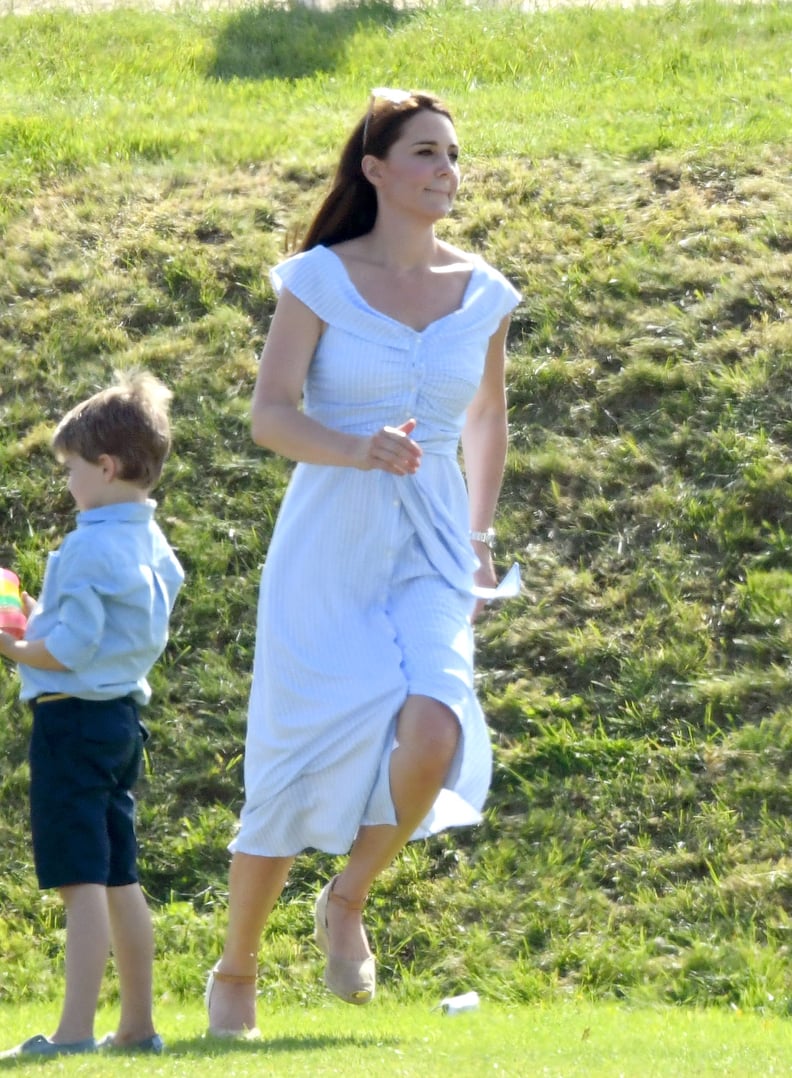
[206,88,520,1036]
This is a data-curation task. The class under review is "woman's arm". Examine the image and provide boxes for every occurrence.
[461,315,512,597]
[252,289,422,475]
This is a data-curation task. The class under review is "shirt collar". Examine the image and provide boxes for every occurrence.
[75,500,156,526]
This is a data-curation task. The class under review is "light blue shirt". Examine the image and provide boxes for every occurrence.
[19,500,184,704]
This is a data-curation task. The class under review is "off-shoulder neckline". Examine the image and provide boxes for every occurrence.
[316,245,482,335]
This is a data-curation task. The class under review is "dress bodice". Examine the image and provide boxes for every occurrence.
[271,245,520,452]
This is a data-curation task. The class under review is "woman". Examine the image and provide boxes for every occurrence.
[206,88,520,1036]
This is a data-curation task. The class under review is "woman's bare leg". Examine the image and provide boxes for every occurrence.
[325,694,460,959]
[208,853,293,1032]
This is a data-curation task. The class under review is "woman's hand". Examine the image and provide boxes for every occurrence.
[356,418,422,475]
[471,542,497,622]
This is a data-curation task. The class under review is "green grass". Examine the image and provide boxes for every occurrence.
[0,0,790,202]
[2,0,792,1034]
[1,999,792,1076]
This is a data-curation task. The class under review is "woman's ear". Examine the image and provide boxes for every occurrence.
[361,154,383,186]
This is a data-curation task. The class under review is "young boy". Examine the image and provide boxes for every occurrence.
[0,371,183,1058]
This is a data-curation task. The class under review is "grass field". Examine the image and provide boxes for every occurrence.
[1,0,792,1052]
[1,999,792,1075]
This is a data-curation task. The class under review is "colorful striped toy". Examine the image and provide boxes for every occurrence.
[0,568,27,639]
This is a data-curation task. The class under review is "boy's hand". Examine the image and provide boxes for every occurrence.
[21,592,37,617]
[0,630,19,662]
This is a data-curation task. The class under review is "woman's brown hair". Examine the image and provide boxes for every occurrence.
[299,91,453,252]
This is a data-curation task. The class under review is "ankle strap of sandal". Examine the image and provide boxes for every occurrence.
[210,967,257,985]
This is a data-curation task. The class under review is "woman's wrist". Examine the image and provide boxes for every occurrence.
[469,528,496,550]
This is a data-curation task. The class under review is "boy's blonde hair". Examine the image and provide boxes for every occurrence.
[52,370,173,490]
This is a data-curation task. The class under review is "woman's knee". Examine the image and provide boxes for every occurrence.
[400,696,460,771]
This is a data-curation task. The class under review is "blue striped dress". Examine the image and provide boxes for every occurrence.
[231,245,520,857]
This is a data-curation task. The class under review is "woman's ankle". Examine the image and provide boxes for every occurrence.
[215,951,258,978]
[207,968,257,1032]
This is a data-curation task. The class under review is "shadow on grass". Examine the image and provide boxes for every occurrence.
[0,1033,401,1067]
[164,1032,402,1055]
[208,0,415,81]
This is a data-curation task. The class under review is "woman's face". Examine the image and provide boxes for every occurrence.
[368,109,461,220]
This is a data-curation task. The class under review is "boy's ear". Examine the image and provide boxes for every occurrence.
[97,454,121,482]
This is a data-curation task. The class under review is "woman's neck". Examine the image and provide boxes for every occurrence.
[360,218,441,272]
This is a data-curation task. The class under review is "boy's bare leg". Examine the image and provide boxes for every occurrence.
[52,884,110,1043]
[107,883,156,1044]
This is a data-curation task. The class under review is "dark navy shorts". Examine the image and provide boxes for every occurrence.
[28,695,147,890]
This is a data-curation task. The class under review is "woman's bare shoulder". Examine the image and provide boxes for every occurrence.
[436,240,477,266]
[328,238,366,262]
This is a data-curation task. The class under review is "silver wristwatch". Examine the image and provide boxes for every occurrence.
[469,528,496,550]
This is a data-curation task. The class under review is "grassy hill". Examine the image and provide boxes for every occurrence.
[1,0,792,1014]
